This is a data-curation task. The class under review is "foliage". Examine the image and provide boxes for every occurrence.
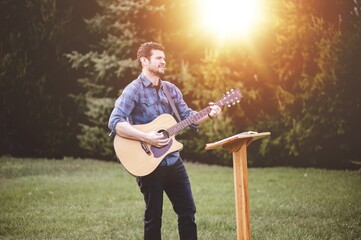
[0,0,90,157]
[65,0,361,167]
[254,0,361,168]
[177,48,249,165]
[77,97,114,158]
[2,0,359,168]
[178,0,361,168]
[66,0,166,159]
[251,1,347,167]
[336,0,361,165]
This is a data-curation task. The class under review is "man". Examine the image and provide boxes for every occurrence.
[108,42,221,240]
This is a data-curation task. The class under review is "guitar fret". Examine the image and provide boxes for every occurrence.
[167,108,210,136]
[165,89,242,137]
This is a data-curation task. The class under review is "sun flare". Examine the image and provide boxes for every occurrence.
[197,0,265,40]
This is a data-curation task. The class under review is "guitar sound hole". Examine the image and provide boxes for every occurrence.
[158,129,169,139]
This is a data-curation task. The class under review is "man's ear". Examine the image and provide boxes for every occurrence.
[140,57,148,67]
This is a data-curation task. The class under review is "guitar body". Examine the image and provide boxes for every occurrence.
[113,88,242,177]
[113,114,183,177]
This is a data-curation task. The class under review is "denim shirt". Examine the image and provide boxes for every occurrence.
[108,73,198,166]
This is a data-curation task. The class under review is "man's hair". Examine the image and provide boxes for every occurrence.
[137,42,165,67]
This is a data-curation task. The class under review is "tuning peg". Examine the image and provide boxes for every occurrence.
[232,102,236,105]
[228,104,231,107]
[237,100,240,103]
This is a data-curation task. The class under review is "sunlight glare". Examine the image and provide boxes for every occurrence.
[197,0,265,40]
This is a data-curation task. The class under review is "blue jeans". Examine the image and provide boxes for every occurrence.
[137,158,197,240]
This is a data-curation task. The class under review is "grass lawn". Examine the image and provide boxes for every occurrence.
[0,157,360,240]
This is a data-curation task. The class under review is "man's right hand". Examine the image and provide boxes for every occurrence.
[145,131,170,148]
[115,122,170,148]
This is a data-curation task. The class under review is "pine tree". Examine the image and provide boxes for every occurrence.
[253,0,353,167]
[66,0,166,159]
[0,0,90,157]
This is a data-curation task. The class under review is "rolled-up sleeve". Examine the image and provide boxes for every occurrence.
[108,84,137,136]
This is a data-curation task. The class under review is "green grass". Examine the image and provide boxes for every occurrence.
[0,157,360,240]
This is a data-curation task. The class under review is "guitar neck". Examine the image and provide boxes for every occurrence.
[167,102,221,136]
[166,88,242,136]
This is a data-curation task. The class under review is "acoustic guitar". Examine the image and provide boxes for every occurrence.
[113,89,242,176]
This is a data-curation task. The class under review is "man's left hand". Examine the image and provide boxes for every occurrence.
[208,102,221,119]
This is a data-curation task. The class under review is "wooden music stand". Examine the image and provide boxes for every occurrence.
[205,132,270,240]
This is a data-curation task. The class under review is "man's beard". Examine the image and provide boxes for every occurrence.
[150,66,165,77]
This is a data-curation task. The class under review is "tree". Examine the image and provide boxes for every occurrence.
[335,0,361,166]
[176,0,360,168]
[66,0,166,159]
[251,0,359,168]
[0,0,94,157]
[175,50,236,164]
[66,0,360,168]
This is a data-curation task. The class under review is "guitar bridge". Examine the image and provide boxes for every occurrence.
[140,141,151,155]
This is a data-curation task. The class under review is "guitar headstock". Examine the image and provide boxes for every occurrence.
[220,88,243,107]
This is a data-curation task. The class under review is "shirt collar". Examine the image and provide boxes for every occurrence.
[139,73,163,89]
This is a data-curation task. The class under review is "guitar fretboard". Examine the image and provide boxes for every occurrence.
[166,88,242,136]
[167,101,222,136]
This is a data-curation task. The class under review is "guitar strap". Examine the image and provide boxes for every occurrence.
[163,83,182,123]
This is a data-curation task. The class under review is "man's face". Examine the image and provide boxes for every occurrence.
[146,49,166,77]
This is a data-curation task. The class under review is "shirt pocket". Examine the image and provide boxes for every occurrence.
[141,98,159,121]
[141,97,157,107]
